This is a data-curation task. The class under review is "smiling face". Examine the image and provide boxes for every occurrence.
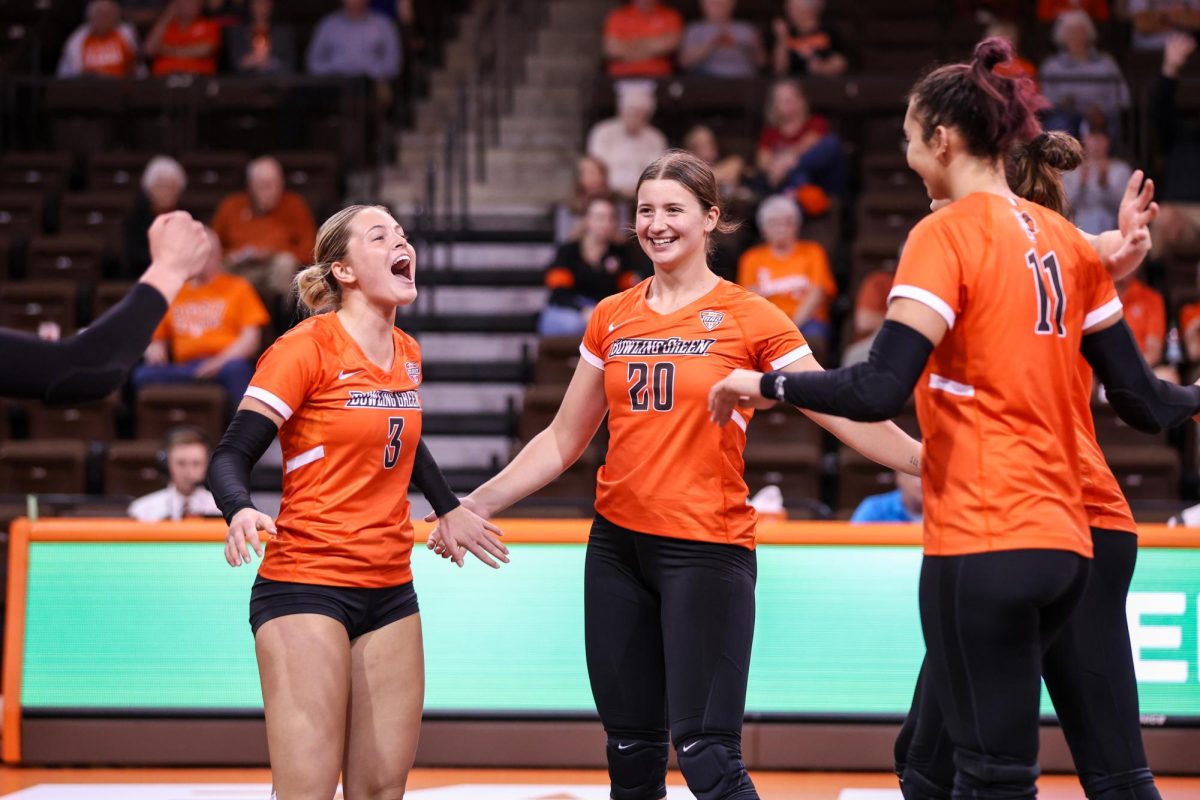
[904,99,950,201]
[635,179,718,271]
[333,207,418,309]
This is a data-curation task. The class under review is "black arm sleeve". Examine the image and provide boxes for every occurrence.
[0,283,168,404]
[1081,320,1200,434]
[208,410,279,523]
[757,320,934,421]
[410,439,461,517]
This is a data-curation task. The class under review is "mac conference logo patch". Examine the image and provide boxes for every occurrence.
[405,361,421,382]
[699,310,725,331]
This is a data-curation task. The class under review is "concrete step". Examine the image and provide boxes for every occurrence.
[423,241,557,268]
[420,285,548,315]
[419,382,525,414]
[416,333,537,363]
[424,435,511,470]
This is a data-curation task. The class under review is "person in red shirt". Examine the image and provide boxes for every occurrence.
[430,150,921,800]
[604,0,683,78]
[1038,0,1110,20]
[755,78,847,199]
[710,38,1196,800]
[145,0,221,76]
[57,0,139,78]
[209,205,504,800]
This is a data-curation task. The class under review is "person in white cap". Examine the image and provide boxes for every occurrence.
[586,79,669,199]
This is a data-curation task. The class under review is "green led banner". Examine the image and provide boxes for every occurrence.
[16,540,1200,719]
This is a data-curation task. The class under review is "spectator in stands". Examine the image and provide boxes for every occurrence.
[586,80,669,199]
[226,0,295,74]
[771,0,847,77]
[1129,0,1200,50]
[58,0,140,78]
[1037,0,1109,20]
[133,227,270,408]
[306,0,402,81]
[144,0,221,76]
[987,20,1038,81]
[850,471,923,523]
[1150,34,1200,263]
[1062,118,1132,234]
[128,426,222,522]
[736,194,836,358]
[555,155,628,243]
[211,156,316,301]
[683,124,747,200]
[843,262,899,366]
[539,197,642,337]
[679,0,764,78]
[755,78,847,203]
[1117,273,1168,366]
[1040,11,1130,138]
[125,156,188,277]
[603,0,684,79]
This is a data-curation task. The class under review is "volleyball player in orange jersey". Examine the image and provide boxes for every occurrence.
[207,205,507,800]
[428,149,922,800]
[709,39,1200,800]
[894,137,1168,800]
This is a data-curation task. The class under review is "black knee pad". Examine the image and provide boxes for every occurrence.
[606,736,669,800]
[675,736,757,800]
[1085,768,1161,800]
[899,765,952,800]
[953,749,1039,800]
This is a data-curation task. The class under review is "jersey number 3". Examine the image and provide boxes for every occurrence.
[1026,249,1066,337]
[383,416,405,469]
[627,362,675,411]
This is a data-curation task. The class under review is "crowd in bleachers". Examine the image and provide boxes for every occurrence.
[3,0,1200,523]
[531,0,1200,519]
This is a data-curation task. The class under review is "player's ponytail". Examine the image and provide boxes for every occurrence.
[909,36,1048,160]
[1005,131,1084,217]
[294,203,390,314]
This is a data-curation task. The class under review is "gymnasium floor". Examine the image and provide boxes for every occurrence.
[0,769,1198,799]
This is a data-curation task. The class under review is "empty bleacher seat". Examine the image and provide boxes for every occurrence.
[1104,446,1182,503]
[179,152,247,193]
[0,281,77,335]
[59,191,136,251]
[105,439,164,498]
[0,191,45,236]
[0,152,73,194]
[742,442,822,504]
[746,406,823,449]
[0,440,89,494]
[92,281,136,320]
[23,394,117,442]
[136,384,228,442]
[27,234,106,282]
[88,152,154,192]
[837,447,898,513]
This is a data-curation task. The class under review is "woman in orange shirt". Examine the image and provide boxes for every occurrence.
[430,150,922,800]
[894,138,1168,800]
[710,39,1200,800]
[208,205,506,800]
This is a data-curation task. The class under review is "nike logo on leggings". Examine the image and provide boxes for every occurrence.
[682,741,698,752]
[617,743,634,750]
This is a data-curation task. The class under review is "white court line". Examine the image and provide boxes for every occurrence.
[838,790,905,800]
[1,785,699,800]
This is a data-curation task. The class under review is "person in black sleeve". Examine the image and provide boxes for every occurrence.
[2,210,209,403]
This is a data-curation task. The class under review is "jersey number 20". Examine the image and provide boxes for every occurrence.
[383,416,405,469]
[627,362,675,411]
[1026,249,1066,337]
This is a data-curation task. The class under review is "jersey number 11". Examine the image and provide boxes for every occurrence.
[1026,249,1066,338]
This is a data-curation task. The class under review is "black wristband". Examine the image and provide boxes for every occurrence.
[411,439,461,517]
[208,410,278,523]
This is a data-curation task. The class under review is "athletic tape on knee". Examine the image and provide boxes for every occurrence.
[676,736,757,800]
[606,736,668,800]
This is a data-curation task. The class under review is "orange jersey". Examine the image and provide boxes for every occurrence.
[604,3,683,78]
[153,273,270,363]
[80,31,137,77]
[245,313,425,587]
[580,278,810,548]
[1119,278,1165,360]
[736,241,837,323]
[889,193,1120,558]
[152,18,220,76]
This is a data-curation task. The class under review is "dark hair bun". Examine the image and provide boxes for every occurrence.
[973,36,1015,72]
[1028,131,1083,172]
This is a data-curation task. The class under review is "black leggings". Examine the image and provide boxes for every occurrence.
[585,513,758,800]
[899,548,1090,800]
[897,531,1159,800]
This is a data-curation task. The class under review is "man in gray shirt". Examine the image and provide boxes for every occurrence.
[306,0,402,80]
[679,0,764,78]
